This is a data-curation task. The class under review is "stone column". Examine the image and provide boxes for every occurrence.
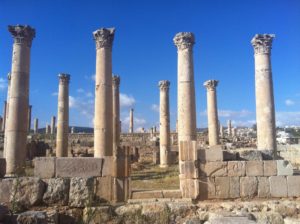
[227,120,232,137]
[251,34,277,155]
[27,105,32,132]
[56,74,70,157]
[71,127,74,134]
[204,80,219,147]
[220,125,224,138]
[159,80,171,167]
[5,25,35,174]
[232,127,237,137]
[0,116,3,131]
[34,118,38,134]
[2,101,7,132]
[93,28,115,157]
[45,124,50,134]
[3,73,11,134]
[129,108,134,133]
[112,75,120,156]
[50,116,56,134]
[174,32,197,151]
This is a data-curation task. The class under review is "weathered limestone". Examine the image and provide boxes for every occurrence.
[204,80,219,147]
[93,27,115,157]
[251,34,276,155]
[34,118,38,134]
[220,125,224,138]
[28,105,32,132]
[50,116,56,134]
[2,101,7,132]
[3,73,11,157]
[56,74,70,157]
[5,25,35,175]
[0,116,2,131]
[45,124,51,134]
[159,80,171,167]
[129,108,134,133]
[112,75,120,156]
[227,120,232,137]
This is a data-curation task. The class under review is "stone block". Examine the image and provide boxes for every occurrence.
[113,177,130,202]
[229,177,240,198]
[246,161,263,176]
[270,176,287,198]
[199,177,215,200]
[223,151,238,161]
[179,141,197,161]
[112,155,131,178]
[199,162,227,177]
[153,151,160,164]
[287,176,300,197]
[162,189,182,198]
[240,177,258,198]
[69,177,95,207]
[56,158,103,178]
[179,161,199,178]
[0,159,6,178]
[17,211,47,224]
[198,149,223,163]
[215,177,229,199]
[0,178,13,204]
[263,160,277,176]
[94,176,113,202]
[277,160,293,176]
[43,178,70,205]
[180,178,199,199]
[258,177,270,198]
[102,156,113,176]
[238,150,263,161]
[131,190,163,199]
[228,161,246,176]
[34,157,56,178]
[83,206,111,224]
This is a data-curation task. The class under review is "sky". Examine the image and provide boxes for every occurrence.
[0,0,300,131]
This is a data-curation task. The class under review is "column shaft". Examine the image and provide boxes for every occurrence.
[129,109,134,133]
[51,116,56,134]
[112,75,120,156]
[27,105,32,132]
[34,118,38,134]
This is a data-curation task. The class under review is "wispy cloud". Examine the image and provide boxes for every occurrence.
[285,99,295,106]
[51,92,58,96]
[276,111,300,127]
[120,93,135,108]
[151,104,159,113]
[77,88,84,93]
[0,78,7,91]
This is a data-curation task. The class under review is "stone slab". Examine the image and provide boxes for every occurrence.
[215,177,229,199]
[102,156,113,176]
[34,157,56,179]
[263,160,277,176]
[277,160,293,176]
[238,150,263,161]
[270,176,287,198]
[246,161,263,176]
[0,178,13,204]
[69,177,95,207]
[95,176,113,202]
[210,217,256,224]
[180,178,199,199]
[199,162,227,177]
[179,161,199,178]
[113,177,130,202]
[228,161,246,177]
[179,141,197,161]
[162,190,182,198]
[257,177,270,198]
[56,158,103,178]
[0,159,6,178]
[131,190,163,199]
[199,177,216,200]
[198,149,223,163]
[287,176,300,197]
[229,177,240,198]
[240,177,258,198]
[112,156,131,178]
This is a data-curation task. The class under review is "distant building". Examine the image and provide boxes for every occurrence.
[276,131,298,144]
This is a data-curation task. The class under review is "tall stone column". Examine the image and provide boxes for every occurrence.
[34,118,38,134]
[174,32,197,154]
[93,28,115,157]
[5,25,35,175]
[3,73,11,134]
[129,108,134,133]
[159,80,171,167]
[56,74,70,157]
[251,34,277,155]
[45,124,50,134]
[112,75,120,156]
[27,105,32,132]
[204,80,219,147]
[227,120,232,137]
[51,116,56,134]
[0,116,3,131]
[220,125,224,138]
[2,101,7,132]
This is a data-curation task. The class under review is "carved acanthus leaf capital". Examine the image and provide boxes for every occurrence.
[8,25,35,47]
[251,34,275,55]
[58,73,70,84]
[204,80,219,90]
[173,32,195,51]
[158,80,170,91]
[93,28,115,49]
[112,75,120,87]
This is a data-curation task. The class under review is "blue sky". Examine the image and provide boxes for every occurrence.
[0,0,300,131]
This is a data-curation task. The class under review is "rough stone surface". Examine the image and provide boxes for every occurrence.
[246,161,263,176]
[180,160,199,178]
[238,150,263,161]
[0,178,13,204]
[228,161,246,176]
[43,178,70,205]
[69,177,94,207]
[277,160,293,176]
[199,177,215,200]
[240,177,258,198]
[270,176,287,198]
[258,177,270,198]
[215,177,229,199]
[0,158,6,178]
[199,162,227,177]
[17,211,47,224]
[34,157,56,178]
[287,176,300,197]
[141,202,168,221]
[83,206,111,224]
[131,190,164,199]
[229,177,240,198]
[198,149,223,162]
[94,176,113,202]
[264,160,277,176]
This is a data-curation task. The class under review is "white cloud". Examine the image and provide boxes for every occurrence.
[86,92,93,97]
[69,96,76,108]
[285,99,295,106]
[218,109,252,118]
[51,92,58,96]
[121,115,147,132]
[151,104,159,113]
[276,111,300,127]
[91,74,95,81]
[120,93,135,107]
[0,78,7,91]
[77,88,84,93]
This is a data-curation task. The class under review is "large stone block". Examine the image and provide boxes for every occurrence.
[270,176,287,198]
[43,178,70,205]
[240,177,258,198]
[215,177,229,199]
[263,160,277,176]
[198,149,223,163]
[112,155,131,178]
[258,177,270,198]
[102,156,113,176]
[56,158,103,178]
[0,178,13,204]
[246,161,263,176]
[83,206,111,224]
[238,150,263,161]
[0,159,6,178]
[277,160,293,176]
[180,178,199,199]
[113,177,130,202]
[69,177,95,207]
[179,141,197,161]
[229,177,240,198]
[34,157,56,178]
[17,211,47,224]
[287,176,300,197]
[199,177,215,200]
[94,176,113,202]
[179,161,199,178]
[199,162,227,177]
[228,161,246,176]
[131,190,163,199]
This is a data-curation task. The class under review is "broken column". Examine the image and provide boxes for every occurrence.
[27,105,32,132]
[159,80,171,167]
[56,74,70,157]
[5,25,35,175]
[129,108,134,133]
[112,75,120,155]
[34,118,38,134]
[204,80,220,147]
[93,28,114,157]
[251,34,277,156]
[50,116,56,134]
[227,120,232,137]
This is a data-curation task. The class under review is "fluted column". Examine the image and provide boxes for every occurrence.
[174,32,197,157]
[34,118,38,134]
[5,25,35,175]
[93,28,114,157]
[251,34,276,155]
[129,108,134,133]
[204,80,219,147]
[56,74,70,157]
[51,116,56,134]
[159,80,171,167]
[112,75,120,156]
[27,105,32,132]
[227,120,232,137]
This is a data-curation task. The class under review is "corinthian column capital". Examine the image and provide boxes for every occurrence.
[58,73,70,84]
[251,34,275,55]
[112,75,120,87]
[93,28,115,49]
[204,80,219,91]
[8,25,35,47]
[173,32,195,51]
[159,80,170,91]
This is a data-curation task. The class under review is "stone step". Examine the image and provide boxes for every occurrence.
[209,216,256,224]
[130,189,182,200]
